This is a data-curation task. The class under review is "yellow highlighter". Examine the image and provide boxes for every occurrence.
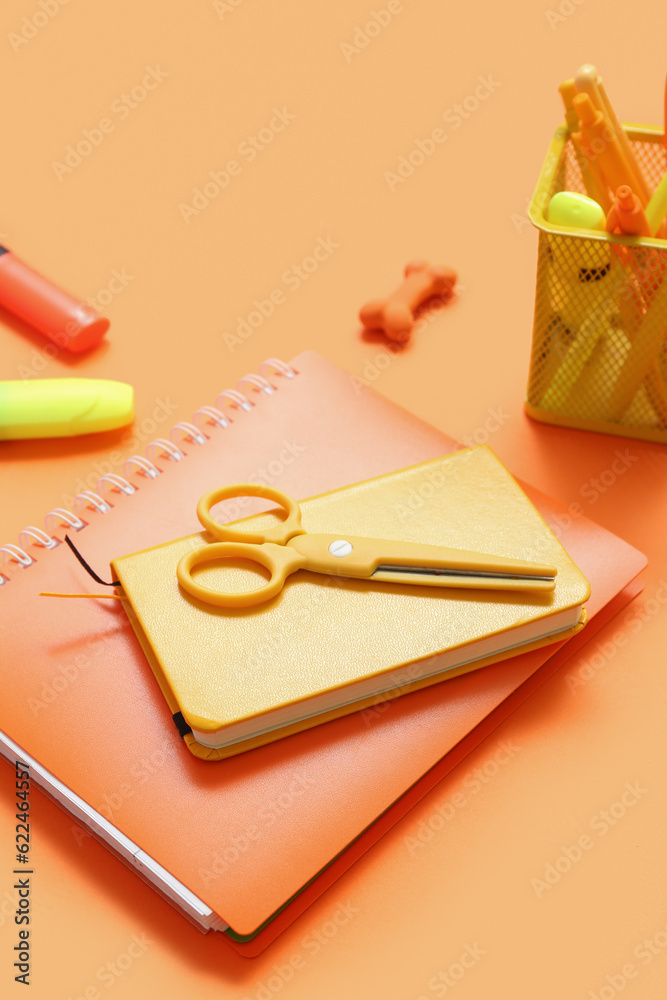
[547,190,606,231]
[0,378,134,439]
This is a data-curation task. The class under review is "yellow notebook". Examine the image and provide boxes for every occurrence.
[111,447,591,759]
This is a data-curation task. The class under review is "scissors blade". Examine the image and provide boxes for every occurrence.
[371,565,557,592]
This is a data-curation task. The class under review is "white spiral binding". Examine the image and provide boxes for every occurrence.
[237,373,275,397]
[73,491,112,514]
[44,508,87,532]
[0,544,35,569]
[170,422,207,446]
[260,358,296,379]
[122,456,160,479]
[192,406,230,431]
[18,527,59,550]
[0,358,298,585]
[146,438,185,462]
[96,474,136,497]
[216,388,252,416]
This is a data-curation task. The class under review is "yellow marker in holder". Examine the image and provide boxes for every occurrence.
[604,269,667,421]
[646,170,667,237]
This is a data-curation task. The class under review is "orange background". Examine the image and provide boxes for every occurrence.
[2,1,667,997]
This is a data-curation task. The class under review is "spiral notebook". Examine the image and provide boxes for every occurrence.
[0,351,647,953]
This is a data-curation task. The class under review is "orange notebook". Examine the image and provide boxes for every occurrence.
[0,351,647,953]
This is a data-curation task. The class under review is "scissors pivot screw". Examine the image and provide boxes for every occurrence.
[329,539,353,558]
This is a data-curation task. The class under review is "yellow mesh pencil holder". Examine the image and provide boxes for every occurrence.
[526,124,667,444]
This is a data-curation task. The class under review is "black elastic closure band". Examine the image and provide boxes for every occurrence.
[64,535,120,587]
[172,712,192,739]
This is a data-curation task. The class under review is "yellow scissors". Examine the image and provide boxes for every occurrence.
[176,484,558,609]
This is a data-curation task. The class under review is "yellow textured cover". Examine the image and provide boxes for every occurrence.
[112,447,591,757]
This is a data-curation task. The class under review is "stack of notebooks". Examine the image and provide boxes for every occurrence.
[0,351,647,953]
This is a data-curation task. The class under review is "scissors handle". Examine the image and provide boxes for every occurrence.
[196,483,304,544]
[177,541,307,609]
[177,484,307,609]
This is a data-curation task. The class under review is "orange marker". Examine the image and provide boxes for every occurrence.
[558,80,580,133]
[559,80,611,211]
[0,246,109,353]
[605,186,651,236]
[572,133,612,213]
[573,93,642,200]
[606,183,655,321]
[575,64,650,206]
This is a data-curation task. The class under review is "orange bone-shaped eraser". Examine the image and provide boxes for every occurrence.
[359,261,457,343]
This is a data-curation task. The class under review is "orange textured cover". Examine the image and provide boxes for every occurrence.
[0,351,647,941]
